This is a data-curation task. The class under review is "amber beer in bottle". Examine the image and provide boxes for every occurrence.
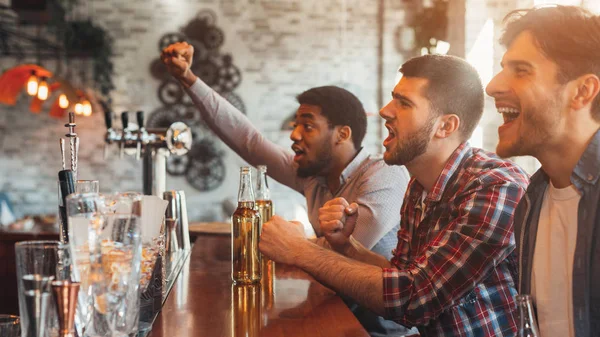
[255,165,275,312]
[232,167,261,284]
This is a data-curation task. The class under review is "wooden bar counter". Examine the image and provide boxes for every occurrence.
[148,235,369,337]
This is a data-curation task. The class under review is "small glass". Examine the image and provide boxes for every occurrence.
[0,315,20,337]
[75,180,99,194]
[15,241,70,337]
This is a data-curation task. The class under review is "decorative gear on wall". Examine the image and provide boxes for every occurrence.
[150,12,245,192]
[185,138,226,192]
[158,79,184,106]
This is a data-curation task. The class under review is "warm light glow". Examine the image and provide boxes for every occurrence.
[26,72,38,96]
[82,100,92,116]
[58,94,69,108]
[36,78,49,100]
[435,40,451,55]
[74,103,83,115]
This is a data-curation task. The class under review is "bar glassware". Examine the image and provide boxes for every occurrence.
[87,192,142,337]
[75,180,100,194]
[0,315,20,337]
[15,240,69,337]
[66,193,105,336]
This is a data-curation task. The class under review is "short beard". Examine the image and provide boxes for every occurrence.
[496,87,563,158]
[296,144,333,178]
[384,117,435,166]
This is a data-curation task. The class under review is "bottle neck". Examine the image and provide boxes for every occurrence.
[238,170,255,203]
[255,169,270,200]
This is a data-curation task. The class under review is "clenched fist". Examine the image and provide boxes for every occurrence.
[318,197,358,253]
[160,42,197,87]
[259,215,307,266]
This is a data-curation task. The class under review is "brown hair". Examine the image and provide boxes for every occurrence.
[501,5,600,119]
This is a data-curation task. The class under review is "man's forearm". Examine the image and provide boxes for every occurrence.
[293,240,386,316]
[343,236,393,268]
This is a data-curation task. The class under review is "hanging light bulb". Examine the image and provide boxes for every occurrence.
[82,100,92,116]
[26,70,38,96]
[37,77,49,101]
[58,94,69,109]
[74,102,83,115]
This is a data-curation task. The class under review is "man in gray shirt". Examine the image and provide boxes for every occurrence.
[162,42,414,336]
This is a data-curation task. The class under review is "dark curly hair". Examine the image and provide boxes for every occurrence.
[296,86,367,150]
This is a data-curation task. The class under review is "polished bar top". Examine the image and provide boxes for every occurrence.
[148,235,369,337]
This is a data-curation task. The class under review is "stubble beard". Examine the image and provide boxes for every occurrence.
[384,118,435,166]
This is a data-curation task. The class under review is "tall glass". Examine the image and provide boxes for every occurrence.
[75,180,100,194]
[15,241,69,337]
[0,315,20,337]
[66,193,105,336]
[87,192,142,337]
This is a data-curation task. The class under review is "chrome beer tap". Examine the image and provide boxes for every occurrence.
[103,109,193,196]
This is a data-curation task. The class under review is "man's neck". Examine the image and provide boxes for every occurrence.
[326,147,360,193]
[538,126,600,189]
[407,141,462,192]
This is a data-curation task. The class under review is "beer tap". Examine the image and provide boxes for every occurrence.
[136,110,146,160]
[120,111,129,159]
[103,109,193,196]
[103,110,116,159]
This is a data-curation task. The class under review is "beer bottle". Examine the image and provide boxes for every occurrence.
[255,165,275,313]
[516,295,540,337]
[232,167,261,284]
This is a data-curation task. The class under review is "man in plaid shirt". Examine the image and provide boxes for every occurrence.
[260,55,529,336]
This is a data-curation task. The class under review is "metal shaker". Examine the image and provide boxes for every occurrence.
[163,191,180,263]
[176,190,191,250]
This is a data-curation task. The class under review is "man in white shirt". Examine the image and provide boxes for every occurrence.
[486,5,600,336]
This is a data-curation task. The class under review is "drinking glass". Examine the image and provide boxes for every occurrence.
[87,192,142,337]
[0,315,20,337]
[15,240,70,337]
[66,193,105,337]
[76,180,100,194]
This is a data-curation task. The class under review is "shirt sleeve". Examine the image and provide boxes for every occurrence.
[185,78,305,193]
[381,178,525,326]
[352,164,409,254]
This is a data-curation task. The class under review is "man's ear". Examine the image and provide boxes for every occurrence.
[570,73,600,112]
[336,125,352,144]
[435,114,460,139]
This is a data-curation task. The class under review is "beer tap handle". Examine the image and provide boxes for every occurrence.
[135,111,144,160]
[103,110,112,159]
[120,111,128,159]
[104,110,112,130]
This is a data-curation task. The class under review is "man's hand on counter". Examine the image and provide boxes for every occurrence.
[160,41,198,88]
[259,215,309,265]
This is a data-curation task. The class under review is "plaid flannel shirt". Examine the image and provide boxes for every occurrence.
[382,143,529,336]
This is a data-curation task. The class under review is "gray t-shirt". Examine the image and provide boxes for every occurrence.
[185,79,410,258]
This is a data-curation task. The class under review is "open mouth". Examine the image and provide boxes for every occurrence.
[498,107,521,124]
[292,145,305,161]
[383,124,395,147]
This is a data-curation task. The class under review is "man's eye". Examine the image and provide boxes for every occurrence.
[304,124,313,130]
[515,68,529,76]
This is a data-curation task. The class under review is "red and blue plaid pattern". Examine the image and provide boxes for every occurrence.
[383,143,529,336]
